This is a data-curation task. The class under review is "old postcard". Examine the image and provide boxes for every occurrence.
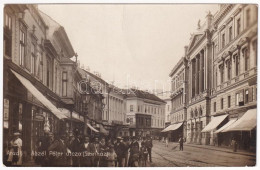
[2,2,257,167]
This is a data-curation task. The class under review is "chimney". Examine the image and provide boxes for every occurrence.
[206,11,213,29]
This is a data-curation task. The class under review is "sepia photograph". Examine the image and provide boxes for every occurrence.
[2,1,258,167]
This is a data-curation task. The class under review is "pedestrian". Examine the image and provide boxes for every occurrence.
[47,133,68,167]
[139,142,148,167]
[123,137,130,167]
[81,136,93,167]
[106,145,117,167]
[231,137,238,152]
[179,135,184,151]
[35,131,52,166]
[92,137,101,166]
[7,132,23,166]
[70,128,83,167]
[145,135,153,162]
[129,136,140,167]
[115,137,127,167]
[165,137,169,147]
[99,137,108,167]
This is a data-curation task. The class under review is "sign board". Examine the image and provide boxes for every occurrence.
[4,99,9,121]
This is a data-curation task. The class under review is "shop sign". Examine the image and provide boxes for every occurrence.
[4,99,9,121]
[35,113,45,121]
[112,120,123,125]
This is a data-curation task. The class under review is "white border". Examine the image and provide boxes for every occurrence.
[0,1,259,170]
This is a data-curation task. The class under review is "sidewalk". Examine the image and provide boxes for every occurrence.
[157,141,256,157]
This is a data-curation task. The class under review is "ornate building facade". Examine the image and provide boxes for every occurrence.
[167,4,257,147]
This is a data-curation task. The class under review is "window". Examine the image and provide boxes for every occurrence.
[235,55,240,76]
[227,60,231,80]
[246,9,251,27]
[228,96,231,108]
[229,26,233,42]
[220,65,224,83]
[222,33,225,48]
[31,43,36,74]
[167,105,170,111]
[243,48,249,71]
[39,52,43,81]
[130,105,133,112]
[214,102,216,112]
[221,98,224,109]
[137,105,140,112]
[237,18,241,35]
[62,72,67,96]
[245,89,249,104]
[19,29,26,66]
[4,13,12,57]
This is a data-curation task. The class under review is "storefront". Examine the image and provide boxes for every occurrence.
[3,65,67,161]
[161,122,183,142]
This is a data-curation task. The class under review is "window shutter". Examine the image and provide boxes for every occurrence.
[248,87,253,102]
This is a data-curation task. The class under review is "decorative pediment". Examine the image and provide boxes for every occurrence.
[188,33,204,51]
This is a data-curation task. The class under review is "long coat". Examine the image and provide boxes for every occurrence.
[48,139,68,166]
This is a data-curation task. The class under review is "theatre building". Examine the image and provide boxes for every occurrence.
[206,4,257,150]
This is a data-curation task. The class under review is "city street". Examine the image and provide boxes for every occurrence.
[149,141,256,167]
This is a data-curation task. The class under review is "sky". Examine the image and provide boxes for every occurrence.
[38,4,219,92]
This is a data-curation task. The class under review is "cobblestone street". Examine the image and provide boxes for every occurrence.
[149,141,256,167]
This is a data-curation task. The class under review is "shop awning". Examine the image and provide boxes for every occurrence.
[11,69,67,120]
[214,119,237,133]
[161,122,183,132]
[201,114,228,132]
[222,109,257,132]
[87,123,99,133]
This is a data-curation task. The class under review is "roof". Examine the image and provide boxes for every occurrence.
[169,57,185,77]
[39,10,61,40]
[77,68,109,86]
[125,89,166,104]
[39,10,75,58]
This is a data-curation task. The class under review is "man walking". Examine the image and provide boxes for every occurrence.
[70,128,83,166]
[145,135,153,162]
[179,135,184,151]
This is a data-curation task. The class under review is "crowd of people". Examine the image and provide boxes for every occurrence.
[4,129,154,167]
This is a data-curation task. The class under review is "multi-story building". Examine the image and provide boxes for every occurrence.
[165,56,189,142]
[209,4,257,148]
[185,12,214,145]
[3,5,104,163]
[125,89,166,137]
[78,68,128,137]
[167,4,257,148]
